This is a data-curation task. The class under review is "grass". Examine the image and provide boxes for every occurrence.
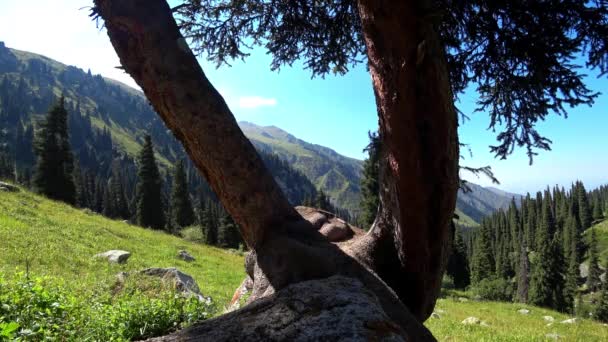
[455,208,480,228]
[585,218,608,264]
[3,184,608,340]
[426,292,608,341]
[0,186,245,307]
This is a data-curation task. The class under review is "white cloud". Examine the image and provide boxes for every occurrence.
[238,96,277,109]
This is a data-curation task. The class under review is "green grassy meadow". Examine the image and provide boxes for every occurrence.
[0,186,244,340]
[426,293,608,341]
[2,185,608,340]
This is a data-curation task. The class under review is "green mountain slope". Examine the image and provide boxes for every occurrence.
[2,185,606,340]
[457,183,523,223]
[0,43,317,208]
[0,186,245,304]
[426,293,608,341]
[239,121,363,213]
[0,42,520,222]
[585,219,608,264]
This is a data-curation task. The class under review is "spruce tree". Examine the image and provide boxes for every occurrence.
[135,135,165,229]
[447,230,471,289]
[564,248,579,314]
[73,162,87,208]
[359,132,380,229]
[592,196,604,221]
[315,190,331,211]
[471,223,494,284]
[530,194,564,309]
[587,228,601,292]
[218,209,241,248]
[102,181,115,218]
[577,181,592,229]
[595,260,608,322]
[33,96,76,204]
[170,159,195,228]
[200,200,217,245]
[517,240,530,303]
[109,168,130,220]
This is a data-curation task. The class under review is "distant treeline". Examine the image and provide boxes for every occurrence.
[0,92,353,249]
[447,180,608,321]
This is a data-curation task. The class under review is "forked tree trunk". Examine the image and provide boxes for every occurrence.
[93,0,458,329]
[353,0,459,321]
[91,0,299,249]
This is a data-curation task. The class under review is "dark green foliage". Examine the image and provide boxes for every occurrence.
[577,181,593,229]
[529,197,567,310]
[595,261,608,322]
[592,196,604,221]
[587,229,601,292]
[177,1,608,162]
[564,249,579,314]
[315,190,331,212]
[359,131,380,229]
[471,224,494,284]
[516,241,530,303]
[32,97,76,204]
[135,135,165,230]
[471,277,514,302]
[109,166,130,220]
[0,273,213,341]
[447,230,470,289]
[199,199,217,246]
[217,209,241,249]
[170,159,195,229]
[102,181,113,218]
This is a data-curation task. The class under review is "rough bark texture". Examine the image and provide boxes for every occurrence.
[93,0,457,338]
[92,0,299,249]
[146,276,433,342]
[354,0,460,321]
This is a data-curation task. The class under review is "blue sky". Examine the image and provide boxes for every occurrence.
[0,0,606,194]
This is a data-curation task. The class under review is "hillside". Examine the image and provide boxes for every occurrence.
[239,121,363,213]
[2,185,607,340]
[240,121,520,223]
[585,219,608,264]
[0,43,520,223]
[0,43,316,209]
[0,186,245,304]
[426,293,608,341]
[457,183,522,224]
[0,184,245,339]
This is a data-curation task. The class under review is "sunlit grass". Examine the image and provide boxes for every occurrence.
[426,292,608,341]
[0,186,244,307]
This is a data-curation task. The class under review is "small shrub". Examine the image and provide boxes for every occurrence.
[0,272,215,341]
[470,277,514,301]
[181,226,205,243]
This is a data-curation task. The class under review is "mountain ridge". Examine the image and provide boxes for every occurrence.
[0,43,520,223]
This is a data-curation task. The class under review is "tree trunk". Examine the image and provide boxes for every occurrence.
[92,0,458,332]
[91,0,299,249]
[353,0,460,321]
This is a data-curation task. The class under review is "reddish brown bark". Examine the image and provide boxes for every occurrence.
[93,0,458,330]
[354,0,460,321]
[92,0,300,249]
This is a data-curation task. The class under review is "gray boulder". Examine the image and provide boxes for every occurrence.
[517,309,530,315]
[94,250,131,264]
[146,275,432,341]
[140,267,208,302]
[560,318,578,324]
[543,315,555,322]
[461,317,481,325]
[0,181,19,192]
[177,250,195,262]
